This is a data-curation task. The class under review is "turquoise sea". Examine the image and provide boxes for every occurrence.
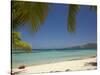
[12,49,97,68]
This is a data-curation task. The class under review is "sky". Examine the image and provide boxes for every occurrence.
[16,3,97,49]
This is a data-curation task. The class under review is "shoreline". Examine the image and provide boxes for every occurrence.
[12,56,97,74]
[12,55,96,68]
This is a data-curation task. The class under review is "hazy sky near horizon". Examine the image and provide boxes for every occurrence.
[16,3,97,49]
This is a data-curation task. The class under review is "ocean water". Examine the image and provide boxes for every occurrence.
[12,49,97,68]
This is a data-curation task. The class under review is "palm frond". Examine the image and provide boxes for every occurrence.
[12,1,48,32]
[12,32,32,52]
[67,4,80,32]
[89,5,97,12]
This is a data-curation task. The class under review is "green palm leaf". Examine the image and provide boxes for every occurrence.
[89,6,97,12]
[12,32,32,52]
[67,5,96,32]
[67,4,80,32]
[12,1,48,32]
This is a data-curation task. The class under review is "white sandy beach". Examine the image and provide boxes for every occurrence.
[12,57,97,74]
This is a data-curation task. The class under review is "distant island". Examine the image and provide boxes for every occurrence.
[66,43,97,49]
[12,43,97,53]
[33,43,97,50]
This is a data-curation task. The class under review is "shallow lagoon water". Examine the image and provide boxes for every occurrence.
[12,49,97,68]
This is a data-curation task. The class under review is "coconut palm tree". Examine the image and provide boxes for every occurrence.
[11,0,96,51]
[12,1,49,51]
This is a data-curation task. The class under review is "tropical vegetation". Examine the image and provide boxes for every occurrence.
[11,0,96,51]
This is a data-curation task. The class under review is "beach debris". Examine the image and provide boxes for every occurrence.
[55,71,62,72]
[90,56,96,58]
[50,70,62,73]
[50,71,54,73]
[89,62,97,66]
[18,65,25,69]
[65,69,70,71]
[85,62,97,66]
